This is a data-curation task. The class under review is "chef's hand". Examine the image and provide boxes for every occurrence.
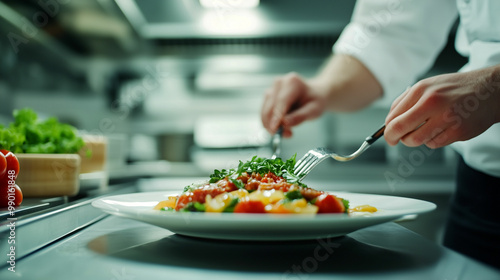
[261,54,383,137]
[385,65,500,149]
[261,72,328,138]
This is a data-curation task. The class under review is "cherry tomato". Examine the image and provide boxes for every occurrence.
[0,150,20,180]
[0,184,23,208]
[0,153,6,179]
[234,200,266,213]
[315,194,345,214]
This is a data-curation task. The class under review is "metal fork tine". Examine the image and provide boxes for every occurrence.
[303,157,322,173]
[295,155,320,176]
[297,159,318,176]
[294,153,315,174]
[294,154,311,171]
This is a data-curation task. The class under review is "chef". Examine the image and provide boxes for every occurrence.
[261,0,500,268]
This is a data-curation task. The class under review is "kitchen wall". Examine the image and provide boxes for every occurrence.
[0,0,466,177]
[3,4,468,175]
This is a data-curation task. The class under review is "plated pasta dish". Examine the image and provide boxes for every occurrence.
[154,156,377,215]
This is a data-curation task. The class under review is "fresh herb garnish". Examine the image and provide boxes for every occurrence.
[183,185,195,192]
[209,155,306,187]
[230,178,245,189]
[209,169,230,183]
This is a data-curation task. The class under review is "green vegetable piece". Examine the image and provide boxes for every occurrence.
[13,108,37,125]
[209,169,229,183]
[342,199,350,213]
[230,178,245,189]
[222,198,240,213]
[0,129,25,153]
[0,108,85,154]
[285,190,303,201]
[183,185,194,193]
[180,202,206,212]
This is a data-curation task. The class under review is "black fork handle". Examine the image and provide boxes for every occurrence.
[365,124,386,145]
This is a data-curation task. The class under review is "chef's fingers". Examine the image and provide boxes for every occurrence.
[261,78,283,133]
[261,89,274,131]
[270,73,304,132]
[425,126,458,149]
[385,85,423,125]
[389,86,411,113]
[283,101,323,127]
[399,116,449,147]
[384,102,431,146]
[282,126,293,138]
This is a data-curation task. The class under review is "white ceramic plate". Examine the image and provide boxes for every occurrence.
[92,191,436,241]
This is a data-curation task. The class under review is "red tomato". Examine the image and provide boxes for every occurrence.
[0,153,6,179]
[234,200,266,213]
[261,172,281,183]
[216,178,238,192]
[175,185,226,211]
[300,187,324,201]
[236,172,249,184]
[245,178,261,191]
[315,194,345,214]
[0,150,20,180]
[0,184,23,208]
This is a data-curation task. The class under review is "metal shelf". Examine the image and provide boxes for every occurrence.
[0,2,85,76]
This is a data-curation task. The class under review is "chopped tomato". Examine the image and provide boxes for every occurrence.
[261,172,282,183]
[315,194,345,214]
[236,172,249,184]
[175,185,226,211]
[217,179,238,192]
[234,200,266,213]
[300,187,324,201]
[245,178,261,191]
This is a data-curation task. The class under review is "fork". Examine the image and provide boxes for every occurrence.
[270,126,283,159]
[294,124,386,180]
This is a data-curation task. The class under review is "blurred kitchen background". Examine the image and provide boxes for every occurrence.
[0,0,468,242]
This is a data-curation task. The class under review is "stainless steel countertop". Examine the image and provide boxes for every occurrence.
[0,174,481,279]
[2,215,498,280]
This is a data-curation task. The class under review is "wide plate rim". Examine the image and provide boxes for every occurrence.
[91,191,436,240]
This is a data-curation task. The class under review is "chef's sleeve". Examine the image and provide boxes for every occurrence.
[333,0,459,106]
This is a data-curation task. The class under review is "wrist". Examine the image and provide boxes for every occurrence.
[307,77,337,110]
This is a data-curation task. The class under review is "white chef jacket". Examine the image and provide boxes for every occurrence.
[333,0,500,177]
